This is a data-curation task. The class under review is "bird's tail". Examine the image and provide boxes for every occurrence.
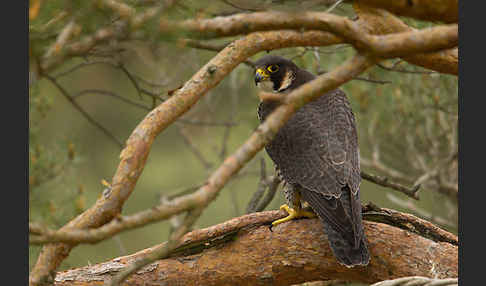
[300,187,370,267]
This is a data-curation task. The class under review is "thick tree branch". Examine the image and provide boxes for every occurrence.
[160,12,457,57]
[52,210,458,286]
[353,3,458,75]
[354,0,458,24]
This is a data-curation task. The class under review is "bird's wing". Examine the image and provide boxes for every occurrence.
[265,89,364,250]
[266,89,361,198]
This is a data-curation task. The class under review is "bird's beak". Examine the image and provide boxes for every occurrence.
[255,68,269,85]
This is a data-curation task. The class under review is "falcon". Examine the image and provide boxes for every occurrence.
[253,55,370,267]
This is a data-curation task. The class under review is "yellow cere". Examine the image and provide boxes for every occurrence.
[256,68,269,79]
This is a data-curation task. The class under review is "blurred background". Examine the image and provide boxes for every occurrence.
[29,0,458,276]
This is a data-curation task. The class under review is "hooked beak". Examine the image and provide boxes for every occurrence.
[254,68,269,85]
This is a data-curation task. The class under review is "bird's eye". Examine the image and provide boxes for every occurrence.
[267,65,279,73]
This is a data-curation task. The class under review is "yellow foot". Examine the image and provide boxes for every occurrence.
[272,204,316,226]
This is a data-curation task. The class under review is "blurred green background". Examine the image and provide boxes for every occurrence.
[29,0,458,276]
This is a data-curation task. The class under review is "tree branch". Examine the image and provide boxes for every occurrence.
[52,209,458,286]
[159,11,458,57]
[371,276,458,286]
[354,0,458,24]
[361,171,420,200]
[353,3,458,75]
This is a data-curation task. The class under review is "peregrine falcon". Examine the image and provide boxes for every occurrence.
[254,55,370,267]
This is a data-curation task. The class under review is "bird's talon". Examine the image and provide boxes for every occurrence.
[272,204,316,226]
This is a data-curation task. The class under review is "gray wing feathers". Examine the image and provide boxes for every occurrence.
[300,187,369,266]
[265,89,361,198]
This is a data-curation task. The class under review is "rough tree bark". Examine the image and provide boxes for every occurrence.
[53,210,458,286]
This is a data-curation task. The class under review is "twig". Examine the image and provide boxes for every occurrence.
[377,62,436,74]
[246,158,268,213]
[325,0,344,13]
[73,89,151,111]
[118,64,143,99]
[175,124,213,169]
[44,75,124,149]
[318,69,391,85]
[361,170,420,200]
[43,19,77,60]
[370,276,458,286]
[180,39,256,67]
[254,175,281,212]
[220,0,262,12]
[177,119,237,127]
[53,61,113,78]
[352,76,391,84]
[385,193,457,230]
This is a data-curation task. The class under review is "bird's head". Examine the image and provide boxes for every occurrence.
[254,55,298,93]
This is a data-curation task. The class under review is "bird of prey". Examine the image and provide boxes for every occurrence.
[253,55,370,267]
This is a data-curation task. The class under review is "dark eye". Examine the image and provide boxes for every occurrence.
[267,65,279,73]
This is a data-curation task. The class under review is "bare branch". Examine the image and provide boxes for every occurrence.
[44,75,124,149]
[175,124,213,169]
[361,171,420,200]
[73,89,152,111]
[385,193,457,230]
[246,158,269,213]
[253,175,281,212]
[377,61,437,74]
[371,276,458,286]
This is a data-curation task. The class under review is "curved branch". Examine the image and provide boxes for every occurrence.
[160,11,457,57]
[354,0,458,24]
[53,210,458,286]
[353,3,458,75]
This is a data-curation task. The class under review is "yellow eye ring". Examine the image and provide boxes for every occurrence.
[267,65,279,73]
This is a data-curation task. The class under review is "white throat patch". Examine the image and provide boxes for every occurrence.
[256,80,275,93]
